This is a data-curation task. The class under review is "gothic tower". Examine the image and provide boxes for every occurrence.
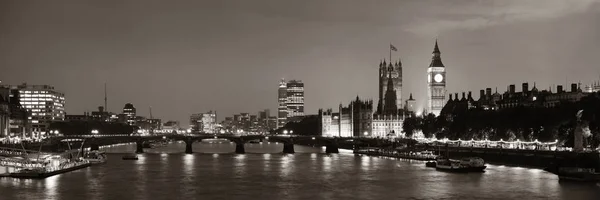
[383,73,398,115]
[427,40,446,116]
[377,59,402,114]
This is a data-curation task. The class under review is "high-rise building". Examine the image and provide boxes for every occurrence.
[277,79,288,128]
[277,79,305,128]
[286,80,305,117]
[122,103,136,126]
[7,84,65,137]
[427,40,447,116]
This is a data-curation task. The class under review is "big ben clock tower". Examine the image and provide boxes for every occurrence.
[427,40,446,116]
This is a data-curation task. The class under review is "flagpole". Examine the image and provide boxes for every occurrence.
[389,44,392,63]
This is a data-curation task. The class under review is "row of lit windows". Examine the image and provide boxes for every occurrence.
[20,91,48,94]
[20,94,57,98]
[20,98,58,101]
[24,105,46,109]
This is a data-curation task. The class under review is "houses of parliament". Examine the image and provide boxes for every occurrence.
[318,40,446,137]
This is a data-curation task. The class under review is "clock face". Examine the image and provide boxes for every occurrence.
[434,74,444,83]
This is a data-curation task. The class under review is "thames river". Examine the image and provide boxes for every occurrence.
[1,141,599,200]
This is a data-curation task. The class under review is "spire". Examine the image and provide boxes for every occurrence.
[409,93,414,100]
[429,39,444,67]
[398,57,402,67]
[433,39,440,54]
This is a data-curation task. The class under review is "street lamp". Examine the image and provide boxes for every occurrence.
[283,130,288,134]
[289,130,294,135]
[91,129,99,135]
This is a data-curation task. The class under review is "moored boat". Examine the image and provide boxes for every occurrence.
[122,154,138,160]
[9,159,91,179]
[84,150,107,165]
[556,167,600,182]
[435,157,486,172]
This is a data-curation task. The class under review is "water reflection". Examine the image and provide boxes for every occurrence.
[43,175,59,200]
[280,154,294,177]
[183,154,194,174]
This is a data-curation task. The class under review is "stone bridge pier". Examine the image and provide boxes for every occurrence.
[325,139,339,154]
[135,139,145,154]
[283,142,295,154]
[229,138,246,154]
[184,137,195,154]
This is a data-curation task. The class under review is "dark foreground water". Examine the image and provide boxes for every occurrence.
[1,141,599,200]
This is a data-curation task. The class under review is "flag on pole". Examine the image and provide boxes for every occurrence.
[390,44,398,51]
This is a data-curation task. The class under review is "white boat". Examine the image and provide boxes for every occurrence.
[84,150,107,164]
[436,157,486,172]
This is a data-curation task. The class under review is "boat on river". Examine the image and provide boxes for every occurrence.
[84,150,107,165]
[122,154,138,160]
[545,167,600,182]
[435,157,486,172]
[9,158,91,179]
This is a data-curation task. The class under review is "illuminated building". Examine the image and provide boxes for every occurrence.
[122,103,136,126]
[427,40,447,116]
[277,79,287,128]
[6,84,65,137]
[405,93,416,114]
[286,80,305,118]
[190,111,217,133]
[277,79,305,128]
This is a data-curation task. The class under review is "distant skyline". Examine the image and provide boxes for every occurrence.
[1,0,600,125]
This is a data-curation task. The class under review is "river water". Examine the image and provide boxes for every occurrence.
[1,141,599,200]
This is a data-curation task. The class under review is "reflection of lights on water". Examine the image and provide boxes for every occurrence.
[310,153,317,159]
[44,175,59,199]
[360,155,371,169]
[263,154,271,160]
[183,154,194,172]
[235,154,246,160]
[212,154,219,158]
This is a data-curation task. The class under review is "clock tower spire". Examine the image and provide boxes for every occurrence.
[427,39,446,116]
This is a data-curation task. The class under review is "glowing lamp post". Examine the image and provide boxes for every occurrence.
[283,130,288,134]
[91,129,99,136]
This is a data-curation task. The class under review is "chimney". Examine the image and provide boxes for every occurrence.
[455,93,458,100]
[449,94,453,101]
[509,85,516,94]
[557,85,563,93]
[486,88,492,97]
[461,92,466,100]
[571,83,577,92]
[479,90,485,100]
[522,83,529,93]
[98,106,104,113]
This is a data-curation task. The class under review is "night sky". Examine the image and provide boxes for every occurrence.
[1,0,599,125]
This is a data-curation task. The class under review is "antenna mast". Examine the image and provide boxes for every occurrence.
[104,83,107,112]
